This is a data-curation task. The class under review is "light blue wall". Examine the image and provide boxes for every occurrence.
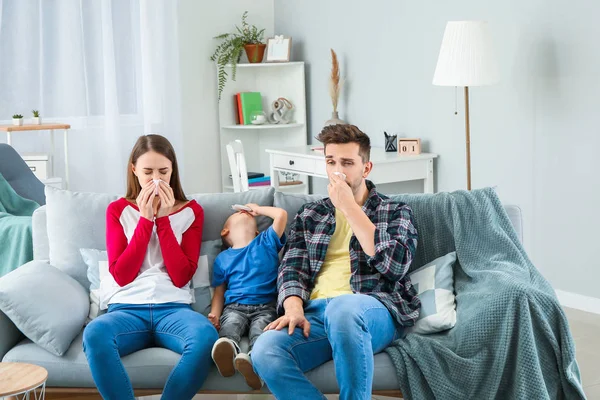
[275,0,600,299]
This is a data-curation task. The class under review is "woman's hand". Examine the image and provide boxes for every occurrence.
[156,180,175,218]
[136,180,156,221]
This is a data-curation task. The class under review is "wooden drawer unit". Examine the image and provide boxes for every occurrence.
[272,154,317,174]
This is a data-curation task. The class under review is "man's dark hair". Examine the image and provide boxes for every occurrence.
[316,124,371,163]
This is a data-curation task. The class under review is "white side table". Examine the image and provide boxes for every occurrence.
[266,145,438,194]
[0,123,71,189]
[0,362,47,399]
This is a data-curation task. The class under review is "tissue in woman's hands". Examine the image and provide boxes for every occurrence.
[152,179,161,195]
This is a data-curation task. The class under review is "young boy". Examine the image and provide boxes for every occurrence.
[208,203,287,389]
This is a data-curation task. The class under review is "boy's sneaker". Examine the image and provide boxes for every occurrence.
[211,338,238,377]
[234,352,263,390]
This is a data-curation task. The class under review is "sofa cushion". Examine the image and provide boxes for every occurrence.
[79,248,108,322]
[45,186,118,289]
[3,332,399,392]
[0,261,89,356]
[408,252,457,334]
[273,191,324,232]
[80,248,108,291]
[191,239,222,316]
[78,238,221,319]
[504,205,522,244]
[44,187,276,288]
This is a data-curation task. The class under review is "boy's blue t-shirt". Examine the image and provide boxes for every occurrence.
[212,226,286,305]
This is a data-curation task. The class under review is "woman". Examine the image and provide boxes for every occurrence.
[83,134,217,400]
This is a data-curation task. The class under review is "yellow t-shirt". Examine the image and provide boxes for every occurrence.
[310,209,354,300]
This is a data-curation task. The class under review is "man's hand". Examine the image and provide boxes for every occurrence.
[328,173,356,214]
[208,313,221,330]
[264,297,310,337]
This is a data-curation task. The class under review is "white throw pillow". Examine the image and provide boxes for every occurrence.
[408,252,457,334]
[79,239,222,319]
[79,248,109,322]
[190,239,222,315]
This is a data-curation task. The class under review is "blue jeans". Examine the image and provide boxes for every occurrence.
[82,303,218,400]
[251,294,403,400]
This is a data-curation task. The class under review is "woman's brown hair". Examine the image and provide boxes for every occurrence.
[125,134,187,202]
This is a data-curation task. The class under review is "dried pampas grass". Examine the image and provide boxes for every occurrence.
[329,49,344,113]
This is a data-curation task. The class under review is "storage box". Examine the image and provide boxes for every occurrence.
[21,153,52,180]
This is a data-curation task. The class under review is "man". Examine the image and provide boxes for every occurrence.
[252,124,421,400]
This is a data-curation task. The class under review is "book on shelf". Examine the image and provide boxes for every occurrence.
[234,94,240,124]
[229,172,264,180]
[248,176,270,183]
[239,92,263,125]
[235,93,244,124]
[249,181,271,187]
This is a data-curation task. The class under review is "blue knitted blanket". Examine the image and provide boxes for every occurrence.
[0,173,39,277]
[385,188,585,399]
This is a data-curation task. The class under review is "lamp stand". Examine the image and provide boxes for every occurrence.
[464,86,472,190]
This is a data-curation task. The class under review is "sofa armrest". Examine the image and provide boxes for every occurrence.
[0,308,23,360]
[503,204,523,244]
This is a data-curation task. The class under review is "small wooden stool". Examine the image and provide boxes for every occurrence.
[0,362,48,400]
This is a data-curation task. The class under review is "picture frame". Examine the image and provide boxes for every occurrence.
[266,35,292,62]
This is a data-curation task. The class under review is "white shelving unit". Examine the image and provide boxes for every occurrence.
[217,62,308,193]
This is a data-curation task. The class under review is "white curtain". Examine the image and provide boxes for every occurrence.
[0,0,183,194]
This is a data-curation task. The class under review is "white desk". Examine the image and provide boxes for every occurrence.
[0,123,71,189]
[265,146,438,193]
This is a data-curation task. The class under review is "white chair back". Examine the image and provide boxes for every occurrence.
[226,140,249,192]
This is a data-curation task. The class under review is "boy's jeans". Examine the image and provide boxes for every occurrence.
[251,294,403,400]
[219,302,277,351]
[83,303,218,400]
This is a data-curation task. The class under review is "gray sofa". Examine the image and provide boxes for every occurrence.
[0,186,523,399]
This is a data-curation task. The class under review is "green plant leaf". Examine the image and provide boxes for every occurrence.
[210,10,264,100]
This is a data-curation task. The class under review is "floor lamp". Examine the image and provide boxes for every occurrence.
[432,21,499,190]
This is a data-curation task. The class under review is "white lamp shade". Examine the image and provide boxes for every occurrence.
[432,21,499,87]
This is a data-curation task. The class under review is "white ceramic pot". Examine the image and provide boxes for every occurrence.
[12,118,23,126]
[32,117,41,124]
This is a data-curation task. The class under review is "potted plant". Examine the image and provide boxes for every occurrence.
[211,11,266,99]
[32,110,41,124]
[12,114,23,126]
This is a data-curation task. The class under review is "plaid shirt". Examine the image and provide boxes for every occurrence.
[277,180,421,326]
